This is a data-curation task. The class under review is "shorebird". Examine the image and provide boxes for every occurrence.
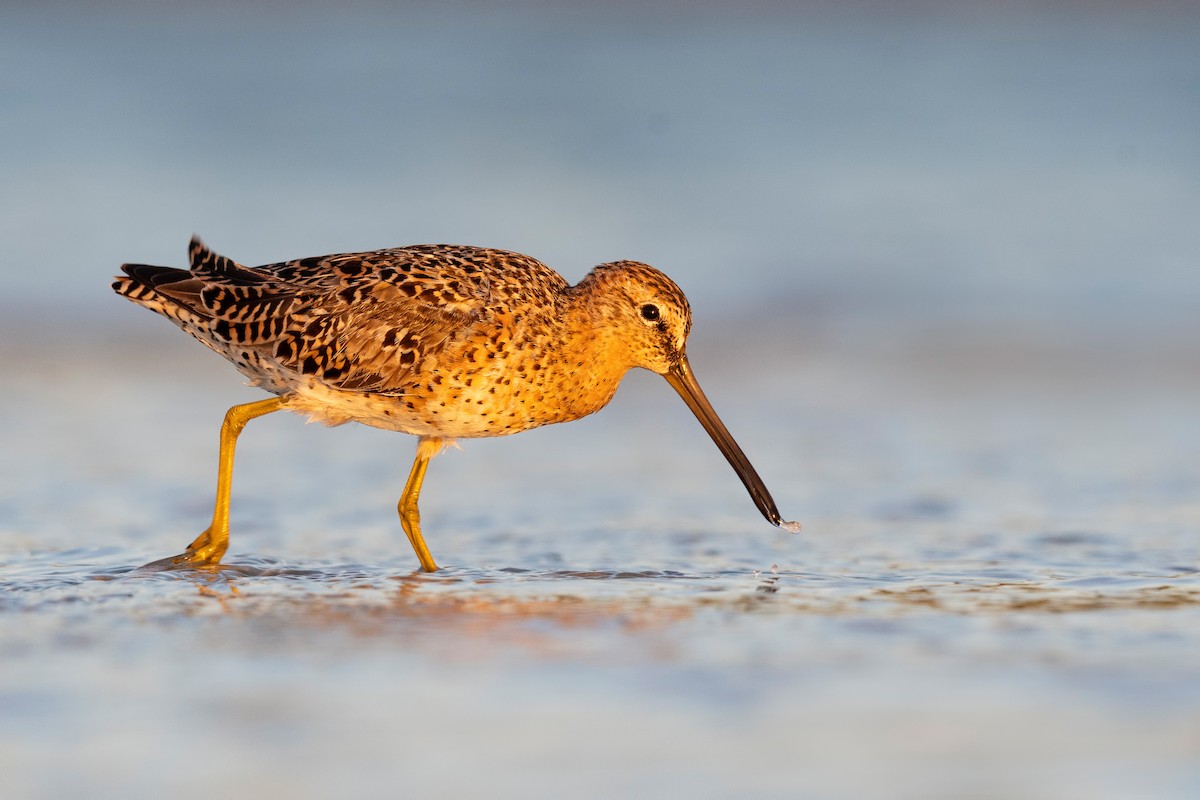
[113,237,798,571]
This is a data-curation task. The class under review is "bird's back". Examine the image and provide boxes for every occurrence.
[114,238,570,411]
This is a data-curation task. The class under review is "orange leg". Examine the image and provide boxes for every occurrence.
[142,397,286,570]
[397,437,444,572]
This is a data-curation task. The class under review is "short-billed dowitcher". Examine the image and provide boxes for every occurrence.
[113,237,798,571]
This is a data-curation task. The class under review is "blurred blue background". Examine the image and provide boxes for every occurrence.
[3,0,1198,337]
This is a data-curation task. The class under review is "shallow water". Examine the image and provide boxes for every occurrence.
[3,2,1200,798]
[5,326,1200,798]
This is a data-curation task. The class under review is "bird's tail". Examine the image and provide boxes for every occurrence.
[112,239,214,328]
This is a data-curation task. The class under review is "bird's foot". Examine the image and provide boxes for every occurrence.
[137,528,227,572]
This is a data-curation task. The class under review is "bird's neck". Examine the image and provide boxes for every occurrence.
[544,285,638,419]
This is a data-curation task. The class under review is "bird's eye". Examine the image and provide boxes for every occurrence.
[640,304,660,322]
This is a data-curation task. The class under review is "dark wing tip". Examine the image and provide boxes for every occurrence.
[118,263,190,287]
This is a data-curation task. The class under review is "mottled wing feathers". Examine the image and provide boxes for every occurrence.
[256,244,502,393]
[114,237,551,396]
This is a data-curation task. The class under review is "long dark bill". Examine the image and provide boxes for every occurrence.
[663,356,800,533]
